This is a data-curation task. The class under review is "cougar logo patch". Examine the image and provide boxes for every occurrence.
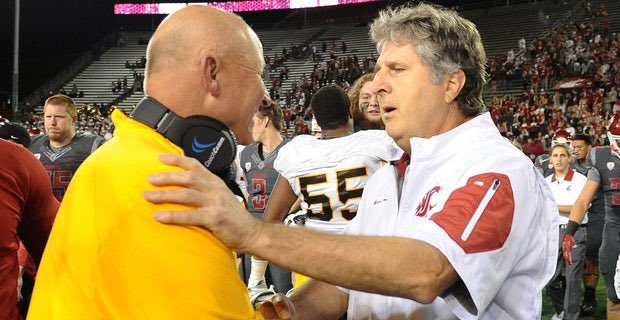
[415,186,441,217]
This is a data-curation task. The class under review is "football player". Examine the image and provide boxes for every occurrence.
[29,94,104,200]
[573,134,605,315]
[246,85,394,304]
[239,102,292,299]
[565,111,620,320]
[349,72,384,131]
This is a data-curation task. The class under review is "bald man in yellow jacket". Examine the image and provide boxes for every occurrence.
[28,5,268,319]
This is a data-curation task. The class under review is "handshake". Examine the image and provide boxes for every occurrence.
[256,293,296,320]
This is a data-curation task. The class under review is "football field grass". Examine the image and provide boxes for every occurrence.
[541,279,607,319]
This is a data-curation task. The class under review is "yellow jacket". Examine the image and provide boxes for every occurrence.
[29,110,261,320]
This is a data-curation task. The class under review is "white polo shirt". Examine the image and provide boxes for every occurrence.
[545,168,588,225]
[342,113,558,319]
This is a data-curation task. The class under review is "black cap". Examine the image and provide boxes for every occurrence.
[0,122,31,148]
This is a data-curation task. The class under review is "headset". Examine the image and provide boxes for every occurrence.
[130,96,238,183]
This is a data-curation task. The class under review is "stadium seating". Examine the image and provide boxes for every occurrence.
[27,0,620,145]
[31,0,585,115]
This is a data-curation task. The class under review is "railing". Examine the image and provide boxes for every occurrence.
[19,29,120,112]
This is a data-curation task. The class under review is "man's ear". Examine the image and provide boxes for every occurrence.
[445,69,466,104]
[202,56,220,97]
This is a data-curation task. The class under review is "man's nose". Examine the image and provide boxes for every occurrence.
[371,73,386,96]
[369,95,379,107]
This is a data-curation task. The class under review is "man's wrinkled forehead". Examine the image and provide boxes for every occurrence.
[374,40,415,71]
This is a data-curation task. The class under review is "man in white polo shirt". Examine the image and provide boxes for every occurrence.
[545,143,588,320]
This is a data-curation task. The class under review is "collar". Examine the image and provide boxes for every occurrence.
[551,168,575,182]
[408,112,495,161]
[390,153,410,177]
[112,109,183,153]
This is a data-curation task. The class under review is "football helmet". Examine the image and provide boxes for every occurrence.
[607,111,620,158]
[552,129,574,148]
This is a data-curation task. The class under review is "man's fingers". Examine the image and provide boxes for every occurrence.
[148,170,198,187]
[256,300,277,318]
[144,188,202,207]
[153,210,207,226]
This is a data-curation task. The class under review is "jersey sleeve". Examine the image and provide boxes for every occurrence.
[239,145,251,174]
[274,136,307,178]
[28,135,44,151]
[587,167,601,183]
[92,135,106,152]
[405,162,556,315]
[357,131,394,163]
[586,148,602,183]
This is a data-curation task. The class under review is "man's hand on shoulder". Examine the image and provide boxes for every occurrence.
[144,154,262,253]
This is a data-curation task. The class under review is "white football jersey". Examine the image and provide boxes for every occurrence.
[274,130,396,234]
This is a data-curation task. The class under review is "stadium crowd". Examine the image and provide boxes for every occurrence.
[18,2,614,150]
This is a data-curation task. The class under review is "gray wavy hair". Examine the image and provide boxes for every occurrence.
[370,3,487,116]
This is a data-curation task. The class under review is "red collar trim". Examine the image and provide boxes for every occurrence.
[551,168,575,182]
[459,116,476,126]
[396,153,410,177]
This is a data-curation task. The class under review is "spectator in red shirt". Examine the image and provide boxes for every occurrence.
[283,107,292,129]
[523,137,545,158]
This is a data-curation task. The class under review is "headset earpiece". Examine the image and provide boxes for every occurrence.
[130,97,237,178]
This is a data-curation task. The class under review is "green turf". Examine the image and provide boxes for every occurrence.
[541,278,607,319]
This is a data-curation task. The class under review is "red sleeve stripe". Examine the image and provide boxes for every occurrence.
[430,173,515,254]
